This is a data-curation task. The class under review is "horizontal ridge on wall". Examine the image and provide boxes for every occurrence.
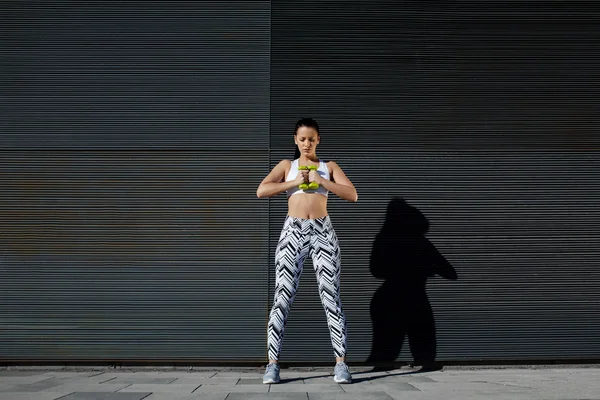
[1,0,270,150]
[270,0,600,151]
[1,149,271,360]
[268,0,600,363]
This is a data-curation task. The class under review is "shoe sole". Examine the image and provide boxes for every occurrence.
[334,377,352,384]
[263,379,280,384]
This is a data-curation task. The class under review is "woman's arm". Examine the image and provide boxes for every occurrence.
[311,161,358,202]
[257,160,303,198]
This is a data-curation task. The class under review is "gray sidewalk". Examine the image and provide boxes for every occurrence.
[1,365,600,400]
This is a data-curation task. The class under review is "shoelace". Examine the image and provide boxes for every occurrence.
[266,363,278,372]
[336,363,349,373]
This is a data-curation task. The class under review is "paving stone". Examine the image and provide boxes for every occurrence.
[104,393,155,400]
[349,371,392,378]
[108,378,176,385]
[42,373,103,379]
[0,376,56,385]
[309,392,394,400]
[0,393,71,400]
[236,379,263,385]
[276,372,326,378]
[117,384,200,394]
[0,366,597,400]
[300,377,335,384]
[192,385,269,393]
[384,392,470,400]
[277,378,305,384]
[342,382,420,392]
[1,379,64,392]
[227,394,308,400]
[103,373,163,378]
[47,375,118,385]
[0,372,45,377]
[56,393,152,400]
[211,373,263,379]
[272,377,304,385]
[171,378,240,385]
[143,394,227,400]
[269,383,343,393]
[45,384,132,393]
[156,372,217,379]
[369,375,437,383]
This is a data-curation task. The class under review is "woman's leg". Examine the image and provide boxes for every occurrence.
[267,217,311,362]
[309,216,348,361]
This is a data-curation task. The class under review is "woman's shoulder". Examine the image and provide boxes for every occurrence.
[324,160,340,169]
[275,159,294,175]
[322,160,339,176]
[275,159,294,167]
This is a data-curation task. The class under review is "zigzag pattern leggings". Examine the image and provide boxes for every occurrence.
[267,215,347,360]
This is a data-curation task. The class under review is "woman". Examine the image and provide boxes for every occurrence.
[256,117,358,384]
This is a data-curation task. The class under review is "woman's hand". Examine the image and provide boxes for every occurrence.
[308,169,323,185]
[257,160,306,198]
[295,169,309,186]
[317,162,358,202]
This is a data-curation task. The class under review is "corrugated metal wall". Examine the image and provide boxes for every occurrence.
[2,0,600,365]
[270,0,600,364]
[1,1,271,362]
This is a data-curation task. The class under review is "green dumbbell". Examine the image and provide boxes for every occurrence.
[298,165,319,190]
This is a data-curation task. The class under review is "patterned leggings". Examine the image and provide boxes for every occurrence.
[267,215,348,360]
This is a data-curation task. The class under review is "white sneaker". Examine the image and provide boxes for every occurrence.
[333,361,352,384]
[262,363,280,384]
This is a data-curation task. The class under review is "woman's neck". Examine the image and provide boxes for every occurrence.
[299,155,319,163]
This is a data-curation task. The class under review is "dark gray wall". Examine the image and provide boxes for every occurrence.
[1,1,271,362]
[2,0,600,365]
[270,0,600,364]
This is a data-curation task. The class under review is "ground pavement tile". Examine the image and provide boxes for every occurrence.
[0,378,70,392]
[210,372,263,379]
[0,393,72,400]
[64,374,123,384]
[155,372,217,379]
[108,378,177,385]
[117,384,200,394]
[385,392,532,400]
[308,392,395,400]
[169,378,241,385]
[54,393,153,400]
[40,372,106,379]
[44,383,134,393]
[0,371,53,377]
[0,375,58,385]
[341,382,420,393]
[192,384,269,393]
[387,386,532,399]
[269,383,344,393]
[236,379,266,385]
[276,376,313,384]
[142,394,227,400]
[298,377,335,385]
[226,394,309,400]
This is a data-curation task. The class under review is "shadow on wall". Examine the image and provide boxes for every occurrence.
[366,197,458,371]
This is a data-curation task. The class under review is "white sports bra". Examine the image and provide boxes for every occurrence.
[285,159,330,198]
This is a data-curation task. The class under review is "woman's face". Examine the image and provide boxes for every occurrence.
[295,126,320,157]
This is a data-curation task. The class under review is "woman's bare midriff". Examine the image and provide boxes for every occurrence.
[287,193,328,220]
